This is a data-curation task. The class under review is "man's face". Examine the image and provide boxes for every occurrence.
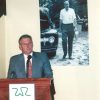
[64,1,69,10]
[19,38,33,55]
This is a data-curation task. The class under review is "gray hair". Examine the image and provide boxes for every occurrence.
[18,34,32,44]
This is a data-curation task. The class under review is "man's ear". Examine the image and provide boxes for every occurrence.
[19,45,22,51]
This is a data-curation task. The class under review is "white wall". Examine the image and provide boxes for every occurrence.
[5,0,40,73]
[0,16,6,78]
[0,0,100,100]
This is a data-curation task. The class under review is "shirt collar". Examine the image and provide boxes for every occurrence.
[24,52,33,59]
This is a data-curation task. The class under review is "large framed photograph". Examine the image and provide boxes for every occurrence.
[39,0,89,66]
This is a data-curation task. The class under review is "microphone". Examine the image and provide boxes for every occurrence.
[27,55,32,62]
[10,71,17,79]
[27,55,32,65]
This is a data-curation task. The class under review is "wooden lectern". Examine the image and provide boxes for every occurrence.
[0,78,51,100]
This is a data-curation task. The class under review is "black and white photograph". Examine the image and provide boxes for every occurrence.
[39,0,89,66]
[0,0,6,17]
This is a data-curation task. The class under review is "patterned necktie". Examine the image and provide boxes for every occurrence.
[27,55,32,78]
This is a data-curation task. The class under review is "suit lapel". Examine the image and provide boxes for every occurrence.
[32,53,36,68]
[18,54,26,77]
[32,52,41,76]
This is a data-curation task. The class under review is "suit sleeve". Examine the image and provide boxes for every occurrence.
[42,53,53,78]
[7,57,16,78]
[41,53,56,97]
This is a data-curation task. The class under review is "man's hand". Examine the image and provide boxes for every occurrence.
[58,27,62,33]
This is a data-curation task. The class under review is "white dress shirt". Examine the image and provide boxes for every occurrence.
[60,8,76,24]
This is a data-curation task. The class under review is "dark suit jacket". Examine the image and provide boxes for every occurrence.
[7,51,53,78]
[7,51,56,100]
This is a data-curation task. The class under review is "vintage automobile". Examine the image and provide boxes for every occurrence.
[40,7,58,58]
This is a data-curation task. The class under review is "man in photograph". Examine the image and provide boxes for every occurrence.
[59,0,77,59]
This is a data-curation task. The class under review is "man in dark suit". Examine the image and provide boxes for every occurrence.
[7,34,55,100]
